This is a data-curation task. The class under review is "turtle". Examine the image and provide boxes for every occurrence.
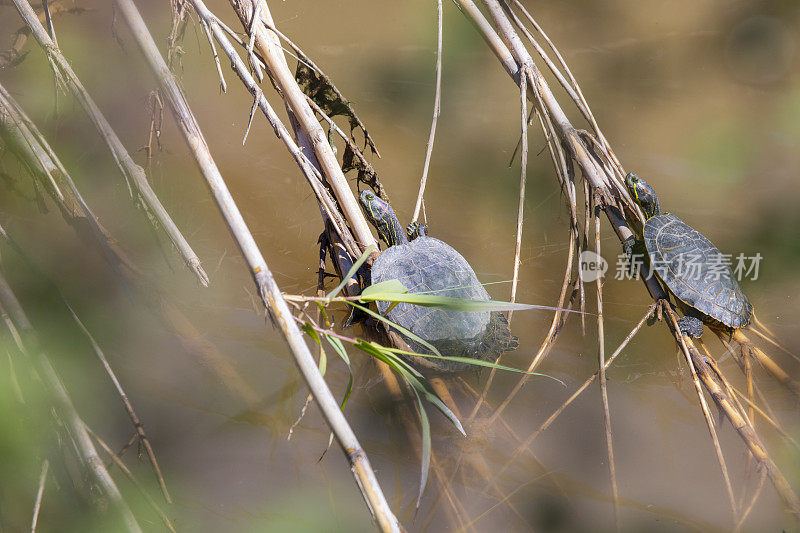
[623,173,752,338]
[358,190,518,371]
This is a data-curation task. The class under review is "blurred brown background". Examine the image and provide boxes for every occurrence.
[0,0,799,530]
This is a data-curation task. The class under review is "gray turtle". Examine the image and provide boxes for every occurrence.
[359,190,518,371]
[624,173,752,337]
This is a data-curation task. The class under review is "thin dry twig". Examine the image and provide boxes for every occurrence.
[506,304,655,468]
[113,0,399,528]
[507,64,528,323]
[455,0,800,516]
[411,0,443,225]
[30,460,48,533]
[66,304,171,504]
[227,0,378,253]
[0,267,142,532]
[10,0,209,286]
[594,194,619,529]
[662,305,738,518]
[85,426,177,533]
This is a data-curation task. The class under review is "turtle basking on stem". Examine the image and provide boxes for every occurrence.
[624,173,752,337]
[359,190,518,372]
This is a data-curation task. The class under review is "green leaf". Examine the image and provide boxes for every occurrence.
[325,335,351,367]
[327,245,375,299]
[353,341,465,435]
[360,279,409,298]
[348,302,443,359]
[301,323,327,375]
[412,389,430,511]
[378,345,563,383]
[361,290,579,313]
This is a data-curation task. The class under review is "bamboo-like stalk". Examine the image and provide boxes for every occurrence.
[226,0,377,253]
[111,1,399,529]
[456,0,800,516]
[508,64,528,322]
[186,0,361,261]
[411,0,443,224]
[31,460,48,533]
[9,0,209,287]
[594,194,619,529]
[66,304,171,503]
[0,267,142,533]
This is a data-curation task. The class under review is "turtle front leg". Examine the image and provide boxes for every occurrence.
[406,222,429,241]
[622,236,646,277]
[677,316,704,338]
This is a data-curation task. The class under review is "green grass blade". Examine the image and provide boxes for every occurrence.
[353,340,465,435]
[362,291,579,313]
[412,389,431,511]
[360,279,409,298]
[325,335,351,367]
[377,345,563,383]
[326,245,375,299]
[301,323,326,375]
[348,302,443,358]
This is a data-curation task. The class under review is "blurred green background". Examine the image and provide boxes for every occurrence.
[0,0,799,530]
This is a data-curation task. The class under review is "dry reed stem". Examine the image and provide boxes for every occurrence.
[731,329,800,399]
[66,304,171,504]
[507,64,529,323]
[187,0,361,261]
[456,0,800,517]
[411,0,442,224]
[377,363,466,530]
[481,225,576,424]
[594,194,620,529]
[10,0,209,287]
[728,385,800,452]
[85,427,177,533]
[505,304,654,470]
[472,77,581,421]
[734,470,767,533]
[747,325,800,366]
[0,1,82,69]
[662,306,738,518]
[30,460,48,533]
[679,329,800,514]
[112,1,398,528]
[227,0,378,253]
[0,269,142,532]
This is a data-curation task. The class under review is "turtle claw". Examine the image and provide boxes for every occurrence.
[678,316,704,338]
[406,222,429,240]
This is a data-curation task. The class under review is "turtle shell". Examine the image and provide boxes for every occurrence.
[372,236,517,371]
[644,213,752,329]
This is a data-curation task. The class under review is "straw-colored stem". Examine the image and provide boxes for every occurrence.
[507,305,655,468]
[113,0,398,529]
[227,0,377,252]
[594,196,620,529]
[508,64,528,323]
[85,426,177,533]
[66,304,171,503]
[30,460,48,533]
[411,0,443,224]
[662,307,737,518]
[10,0,208,286]
[0,270,142,532]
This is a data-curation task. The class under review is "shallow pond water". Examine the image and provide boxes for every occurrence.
[0,0,799,531]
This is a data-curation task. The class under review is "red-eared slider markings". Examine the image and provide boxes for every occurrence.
[359,189,517,371]
[625,173,753,337]
[644,214,751,329]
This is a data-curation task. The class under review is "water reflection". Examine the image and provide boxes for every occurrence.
[0,0,798,531]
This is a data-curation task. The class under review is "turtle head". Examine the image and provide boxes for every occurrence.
[625,173,661,219]
[359,190,408,246]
